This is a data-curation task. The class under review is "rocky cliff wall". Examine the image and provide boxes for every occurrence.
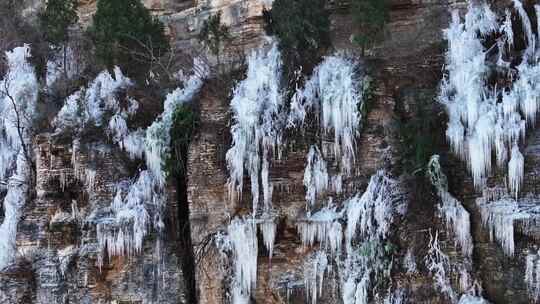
[3,0,540,304]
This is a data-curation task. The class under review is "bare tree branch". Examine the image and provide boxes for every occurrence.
[1,74,36,182]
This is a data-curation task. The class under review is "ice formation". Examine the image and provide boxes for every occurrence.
[46,46,78,87]
[95,66,205,264]
[477,187,540,256]
[295,170,403,304]
[258,216,277,258]
[54,67,132,133]
[304,145,329,208]
[341,269,370,304]
[289,55,365,173]
[227,218,258,303]
[525,250,540,302]
[345,171,400,252]
[440,1,540,196]
[303,251,328,304]
[427,155,473,257]
[226,43,284,213]
[96,171,157,268]
[222,45,371,302]
[458,295,491,304]
[53,59,206,267]
[297,204,343,255]
[339,171,403,304]
[508,146,524,199]
[425,231,457,302]
[0,155,30,269]
[145,66,206,186]
[0,45,38,269]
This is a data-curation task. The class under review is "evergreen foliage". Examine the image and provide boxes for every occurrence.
[40,0,78,46]
[264,0,330,70]
[396,91,443,175]
[198,12,230,60]
[88,0,169,76]
[351,0,389,54]
[165,104,198,178]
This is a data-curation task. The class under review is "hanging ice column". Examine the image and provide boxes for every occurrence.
[438,2,540,196]
[304,145,329,209]
[525,249,540,302]
[289,55,365,174]
[227,218,258,304]
[0,45,38,269]
[476,187,540,256]
[226,43,284,213]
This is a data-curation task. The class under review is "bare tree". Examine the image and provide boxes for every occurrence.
[0,72,37,184]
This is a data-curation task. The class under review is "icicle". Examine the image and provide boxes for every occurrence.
[304,145,329,208]
[383,288,407,304]
[226,43,283,213]
[476,188,540,256]
[289,55,365,174]
[85,168,97,192]
[121,129,146,160]
[525,250,540,302]
[303,251,328,304]
[403,249,417,274]
[228,218,258,297]
[428,156,474,257]
[508,145,524,199]
[108,113,129,144]
[342,274,370,304]
[297,204,342,255]
[258,216,277,258]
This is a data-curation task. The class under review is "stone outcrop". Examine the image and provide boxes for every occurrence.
[0,134,187,304]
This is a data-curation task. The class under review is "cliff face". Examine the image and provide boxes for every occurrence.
[3,0,540,304]
[186,0,459,302]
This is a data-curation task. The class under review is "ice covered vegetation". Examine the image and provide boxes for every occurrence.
[52,57,206,268]
[428,155,473,257]
[0,45,38,269]
[440,0,540,197]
